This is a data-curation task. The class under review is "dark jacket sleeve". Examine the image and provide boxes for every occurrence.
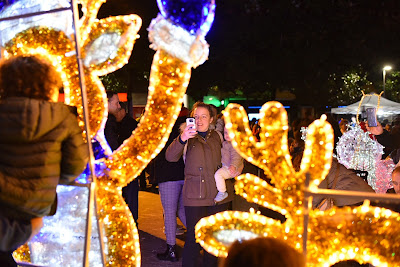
[312,159,375,208]
[0,215,31,251]
[118,116,138,145]
[59,112,89,184]
[165,136,185,162]
[390,148,400,164]
[375,130,397,158]
[104,114,120,151]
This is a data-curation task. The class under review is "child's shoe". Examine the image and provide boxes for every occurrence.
[214,191,228,203]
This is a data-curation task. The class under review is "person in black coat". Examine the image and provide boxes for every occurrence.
[117,102,138,144]
[366,120,399,159]
[104,91,121,151]
[104,97,140,224]
[116,102,140,224]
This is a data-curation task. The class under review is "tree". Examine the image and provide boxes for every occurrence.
[100,73,127,92]
[383,71,400,102]
[327,65,374,106]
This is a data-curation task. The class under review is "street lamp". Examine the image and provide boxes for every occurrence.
[383,65,392,97]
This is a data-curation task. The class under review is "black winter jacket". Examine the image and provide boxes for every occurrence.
[151,115,186,184]
[104,114,119,151]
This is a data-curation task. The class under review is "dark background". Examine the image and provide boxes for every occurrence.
[98,0,400,107]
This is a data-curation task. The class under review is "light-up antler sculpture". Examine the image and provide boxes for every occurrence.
[196,102,400,267]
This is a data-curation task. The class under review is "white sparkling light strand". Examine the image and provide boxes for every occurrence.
[0,0,73,46]
[29,185,102,267]
[336,124,384,191]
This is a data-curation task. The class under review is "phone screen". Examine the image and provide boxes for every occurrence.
[366,107,377,127]
[186,117,196,129]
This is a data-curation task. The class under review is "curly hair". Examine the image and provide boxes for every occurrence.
[0,55,62,101]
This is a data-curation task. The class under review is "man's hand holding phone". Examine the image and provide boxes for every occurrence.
[366,120,383,136]
[365,107,383,135]
[181,117,197,142]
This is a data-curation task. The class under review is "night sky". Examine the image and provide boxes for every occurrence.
[98,0,400,107]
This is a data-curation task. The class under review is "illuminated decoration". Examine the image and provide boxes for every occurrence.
[76,140,107,185]
[12,244,30,263]
[300,126,308,141]
[336,124,383,191]
[195,102,400,266]
[0,0,17,12]
[148,0,215,68]
[4,0,216,265]
[307,202,400,267]
[3,0,142,265]
[156,0,215,36]
[196,102,334,257]
[375,158,395,193]
[0,0,141,143]
[196,209,283,257]
[29,186,102,266]
[0,0,74,47]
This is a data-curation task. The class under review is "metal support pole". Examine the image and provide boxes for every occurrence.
[383,69,386,97]
[69,1,106,266]
[0,7,71,22]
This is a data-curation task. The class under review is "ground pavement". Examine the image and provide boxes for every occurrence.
[137,188,259,267]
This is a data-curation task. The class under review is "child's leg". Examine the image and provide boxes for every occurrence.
[214,166,231,192]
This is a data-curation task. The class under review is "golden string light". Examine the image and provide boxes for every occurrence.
[195,101,400,266]
[308,204,400,266]
[195,209,285,258]
[96,185,141,266]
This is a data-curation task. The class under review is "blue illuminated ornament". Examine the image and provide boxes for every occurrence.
[156,0,215,36]
[0,0,18,12]
[74,139,107,184]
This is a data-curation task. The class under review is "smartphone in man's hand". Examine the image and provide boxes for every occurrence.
[366,107,378,127]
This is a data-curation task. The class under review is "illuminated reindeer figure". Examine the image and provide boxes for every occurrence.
[196,102,400,267]
[3,0,201,265]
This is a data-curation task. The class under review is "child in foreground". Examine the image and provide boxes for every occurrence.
[0,55,88,266]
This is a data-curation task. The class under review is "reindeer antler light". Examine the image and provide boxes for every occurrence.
[195,102,400,266]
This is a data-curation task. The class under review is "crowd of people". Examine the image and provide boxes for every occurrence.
[2,55,400,267]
